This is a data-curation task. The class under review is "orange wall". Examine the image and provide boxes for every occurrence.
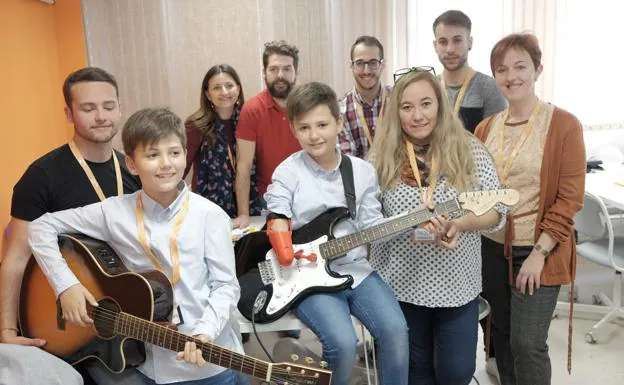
[0,0,86,257]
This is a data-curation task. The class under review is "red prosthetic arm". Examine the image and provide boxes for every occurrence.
[267,219,294,266]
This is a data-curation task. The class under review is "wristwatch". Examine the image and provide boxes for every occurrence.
[533,243,550,258]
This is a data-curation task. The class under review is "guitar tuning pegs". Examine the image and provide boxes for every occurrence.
[304,356,314,365]
[290,353,299,362]
[319,360,328,368]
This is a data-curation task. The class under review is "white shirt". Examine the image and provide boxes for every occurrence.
[28,182,243,384]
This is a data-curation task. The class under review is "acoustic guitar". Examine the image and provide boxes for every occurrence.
[19,234,331,385]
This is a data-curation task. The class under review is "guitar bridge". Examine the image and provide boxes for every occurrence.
[258,261,275,285]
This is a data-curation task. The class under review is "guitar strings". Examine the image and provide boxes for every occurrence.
[90,307,320,380]
[321,199,458,258]
[86,306,323,381]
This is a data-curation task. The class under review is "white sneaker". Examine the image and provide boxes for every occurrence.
[486,357,501,384]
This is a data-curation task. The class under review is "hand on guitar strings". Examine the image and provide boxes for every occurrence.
[176,334,211,367]
[420,197,460,250]
[59,283,99,327]
[428,215,460,250]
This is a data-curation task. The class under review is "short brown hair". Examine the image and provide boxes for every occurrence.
[286,82,340,123]
[63,67,119,107]
[350,36,384,60]
[433,10,472,34]
[122,108,186,156]
[263,40,300,71]
[490,33,542,75]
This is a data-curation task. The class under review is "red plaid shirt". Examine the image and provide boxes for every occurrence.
[338,85,392,159]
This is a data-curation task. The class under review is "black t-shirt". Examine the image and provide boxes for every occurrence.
[458,107,485,134]
[11,144,142,221]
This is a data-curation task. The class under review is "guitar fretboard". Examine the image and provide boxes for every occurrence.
[96,309,270,378]
[319,199,460,260]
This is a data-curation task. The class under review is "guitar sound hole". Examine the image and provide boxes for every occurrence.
[92,298,120,339]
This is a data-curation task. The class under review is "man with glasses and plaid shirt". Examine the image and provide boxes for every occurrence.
[338,36,392,159]
[433,10,506,133]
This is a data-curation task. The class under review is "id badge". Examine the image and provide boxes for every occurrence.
[412,228,435,243]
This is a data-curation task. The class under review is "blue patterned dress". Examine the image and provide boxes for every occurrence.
[195,107,262,217]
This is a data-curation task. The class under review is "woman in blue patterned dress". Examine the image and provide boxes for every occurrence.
[184,64,261,226]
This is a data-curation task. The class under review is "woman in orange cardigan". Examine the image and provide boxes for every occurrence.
[474,33,585,385]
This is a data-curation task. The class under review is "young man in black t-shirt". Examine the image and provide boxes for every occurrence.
[0,67,141,385]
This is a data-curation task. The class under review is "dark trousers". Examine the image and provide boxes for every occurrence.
[400,297,478,385]
[481,236,560,385]
[479,294,495,358]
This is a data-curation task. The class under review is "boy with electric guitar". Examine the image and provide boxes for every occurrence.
[237,81,517,385]
[26,108,331,385]
[262,82,410,385]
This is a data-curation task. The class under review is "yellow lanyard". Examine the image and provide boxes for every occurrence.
[406,141,437,203]
[440,68,476,115]
[68,140,123,201]
[355,86,388,146]
[496,102,541,184]
[136,190,190,285]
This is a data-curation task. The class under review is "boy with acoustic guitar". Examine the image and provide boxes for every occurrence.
[28,108,248,385]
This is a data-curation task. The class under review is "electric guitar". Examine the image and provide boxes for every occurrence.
[236,189,519,323]
[19,234,332,385]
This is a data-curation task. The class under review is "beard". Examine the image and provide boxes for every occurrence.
[266,78,294,99]
[440,54,468,72]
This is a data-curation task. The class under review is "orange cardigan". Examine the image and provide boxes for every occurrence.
[474,106,586,286]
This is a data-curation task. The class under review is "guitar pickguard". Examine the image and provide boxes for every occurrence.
[262,236,351,315]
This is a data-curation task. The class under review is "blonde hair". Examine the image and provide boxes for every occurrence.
[370,70,475,192]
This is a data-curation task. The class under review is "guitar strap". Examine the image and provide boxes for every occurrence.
[338,153,357,220]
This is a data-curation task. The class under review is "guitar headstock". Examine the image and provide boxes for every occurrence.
[458,188,519,216]
[270,359,332,385]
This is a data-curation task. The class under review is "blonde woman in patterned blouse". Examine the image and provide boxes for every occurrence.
[369,69,507,385]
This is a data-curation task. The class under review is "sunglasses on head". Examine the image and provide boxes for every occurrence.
[393,66,436,83]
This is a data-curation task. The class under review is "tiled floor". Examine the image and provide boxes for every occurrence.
[473,317,624,385]
[242,256,624,384]
[243,316,624,385]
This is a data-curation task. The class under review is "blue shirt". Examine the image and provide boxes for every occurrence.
[264,149,385,287]
[28,182,243,384]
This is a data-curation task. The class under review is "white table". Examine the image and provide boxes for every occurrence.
[585,170,624,210]
[235,297,492,334]
[231,216,266,242]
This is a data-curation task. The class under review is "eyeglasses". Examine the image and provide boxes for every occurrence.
[351,59,383,71]
[393,66,436,83]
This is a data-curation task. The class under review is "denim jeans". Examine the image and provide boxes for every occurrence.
[400,296,479,385]
[294,272,409,385]
[138,369,250,385]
